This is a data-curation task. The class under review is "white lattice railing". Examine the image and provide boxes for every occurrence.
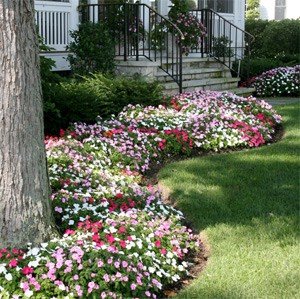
[35,0,79,52]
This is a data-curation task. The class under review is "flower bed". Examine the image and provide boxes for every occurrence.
[0,91,282,298]
[250,65,300,97]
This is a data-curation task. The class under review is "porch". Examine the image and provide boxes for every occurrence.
[35,0,254,94]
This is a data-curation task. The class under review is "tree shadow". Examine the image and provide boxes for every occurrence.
[158,138,299,243]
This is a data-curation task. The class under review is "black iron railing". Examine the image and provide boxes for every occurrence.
[189,9,254,76]
[79,3,184,93]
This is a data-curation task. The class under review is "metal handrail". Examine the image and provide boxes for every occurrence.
[189,8,254,77]
[79,3,184,93]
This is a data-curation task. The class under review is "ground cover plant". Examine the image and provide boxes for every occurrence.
[158,102,300,298]
[250,65,300,97]
[0,91,282,298]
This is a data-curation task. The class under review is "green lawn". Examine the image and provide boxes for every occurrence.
[159,103,300,299]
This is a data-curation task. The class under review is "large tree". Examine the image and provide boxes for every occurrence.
[0,0,55,248]
[246,0,260,20]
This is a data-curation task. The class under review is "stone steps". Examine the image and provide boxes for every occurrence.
[163,77,240,95]
[156,68,231,82]
[115,56,252,97]
[223,87,256,97]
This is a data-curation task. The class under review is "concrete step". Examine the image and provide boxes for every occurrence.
[156,68,232,82]
[161,57,230,69]
[222,87,256,97]
[162,77,240,95]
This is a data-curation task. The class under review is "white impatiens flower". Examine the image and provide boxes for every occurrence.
[178,265,185,271]
[26,247,40,257]
[24,290,34,298]
[5,273,12,281]
[148,267,156,273]
[28,260,39,268]
[0,264,7,274]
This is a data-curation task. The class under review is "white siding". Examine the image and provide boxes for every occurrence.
[260,0,300,20]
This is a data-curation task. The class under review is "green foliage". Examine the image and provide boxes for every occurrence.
[186,0,197,10]
[238,57,299,82]
[241,19,300,81]
[212,36,233,58]
[44,74,164,135]
[168,0,190,20]
[245,19,269,57]
[246,19,300,58]
[262,19,300,58]
[246,0,259,20]
[67,22,116,75]
[38,36,66,135]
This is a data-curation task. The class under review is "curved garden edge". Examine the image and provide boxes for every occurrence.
[149,122,285,297]
[0,91,285,298]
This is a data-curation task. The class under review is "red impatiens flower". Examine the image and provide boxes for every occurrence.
[160,248,167,255]
[59,129,65,137]
[154,240,161,248]
[256,113,265,121]
[8,259,18,268]
[92,233,100,243]
[115,193,123,199]
[118,226,126,234]
[120,203,129,211]
[106,234,115,244]
[64,229,75,236]
[119,240,126,248]
[22,266,34,275]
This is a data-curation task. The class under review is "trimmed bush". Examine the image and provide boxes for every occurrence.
[246,19,300,59]
[43,74,164,135]
[238,57,299,83]
[240,19,300,82]
[67,22,116,75]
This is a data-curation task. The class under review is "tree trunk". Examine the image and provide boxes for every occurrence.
[0,0,55,248]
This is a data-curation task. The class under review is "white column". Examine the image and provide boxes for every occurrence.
[70,0,80,32]
[139,0,151,30]
[88,0,99,22]
[157,0,172,17]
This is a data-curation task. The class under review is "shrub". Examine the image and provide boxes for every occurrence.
[237,57,299,83]
[212,36,233,58]
[67,22,116,75]
[43,74,164,135]
[246,19,300,59]
[241,19,300,82]
[39,36,67,135]
[251,65,300,97]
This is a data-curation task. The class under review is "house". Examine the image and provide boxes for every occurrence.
[35,0,253,94]
[259,0,300,20]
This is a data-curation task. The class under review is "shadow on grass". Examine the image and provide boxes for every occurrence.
[158,103,300,240]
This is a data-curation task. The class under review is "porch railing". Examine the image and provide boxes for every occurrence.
[189,9,254,76]
[79,3,184,93]
[35,0,79,52]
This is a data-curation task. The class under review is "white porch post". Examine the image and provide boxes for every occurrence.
[70,0,80,32]
[88,0,99,22]
[157,0,172,16]
[140,0,151,30]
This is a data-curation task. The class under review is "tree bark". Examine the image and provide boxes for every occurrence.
[0,0,55,248]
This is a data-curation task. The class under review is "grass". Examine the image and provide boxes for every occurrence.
[158,103,300,299]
